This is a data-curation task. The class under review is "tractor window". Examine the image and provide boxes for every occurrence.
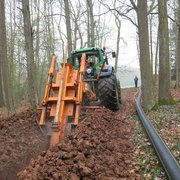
[73,55,81,68]
[72,50,100,68]
[74,57,80,67]
[87,55,97,64]
[86,51,99,64]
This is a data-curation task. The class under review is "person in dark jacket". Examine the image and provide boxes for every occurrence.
[134,76,138,88]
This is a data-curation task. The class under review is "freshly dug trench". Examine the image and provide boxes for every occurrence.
[18,89,139,179]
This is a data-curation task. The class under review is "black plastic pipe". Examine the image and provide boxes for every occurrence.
[136,90,180,180]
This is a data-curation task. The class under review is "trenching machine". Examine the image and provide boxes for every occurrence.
[39,47,121,147]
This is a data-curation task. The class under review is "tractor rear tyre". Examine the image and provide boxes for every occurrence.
[117,79,122,104]
[98,74,120,111]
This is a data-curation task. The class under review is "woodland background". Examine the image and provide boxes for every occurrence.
[0,0,180,115]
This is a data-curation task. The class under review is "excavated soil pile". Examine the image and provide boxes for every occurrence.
[0,110,49,180]
[18,89,138,180]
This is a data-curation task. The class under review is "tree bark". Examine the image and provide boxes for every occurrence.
[8,0,16,104]
[149,14,153,66]
[0,0,15,114]
[86,0,95,47]
[35,0,40,69]
[158,0,173,103]
[0,70,4,107]
[114,14,121,73]
[176,0,180,87]
[137,0,154,109]
[154,28,159,85]
[64,0,72,56]
[73,17,78,50]
[22,0,38,106]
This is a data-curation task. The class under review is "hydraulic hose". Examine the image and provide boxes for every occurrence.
[136,90,180,180]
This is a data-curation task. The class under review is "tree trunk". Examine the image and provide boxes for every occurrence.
[0,63,4,107]
[44,1,54,62]
[35,0,40,69]
[77,24,83,48]
[86,0,95,47]
[22,0,38,106]
[64,0,72,56]
[154,29,159,85]
[58,1,65,59]
[58,21,65,60]
[114,14,121,73]
[158,0,173,103]
[8,0,16,104]
[137,0,154,109]
[0,0,15,114]
[73,17,78,50]
[149,14,153,66]
[176,0,180,87]
[87,1,90,47]
[17,39,21,104]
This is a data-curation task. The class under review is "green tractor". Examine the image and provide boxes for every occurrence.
[67,47,121,111]
[39,47,122,146]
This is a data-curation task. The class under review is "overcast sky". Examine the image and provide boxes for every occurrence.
[119,18,139,68]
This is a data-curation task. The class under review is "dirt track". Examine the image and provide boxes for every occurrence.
[0,88,139,179]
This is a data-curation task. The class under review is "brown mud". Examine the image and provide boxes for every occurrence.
[0,110,49,180]
[17,88,139,180]
[0,88,141,180]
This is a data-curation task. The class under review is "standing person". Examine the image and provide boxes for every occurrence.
[134,76,138,88]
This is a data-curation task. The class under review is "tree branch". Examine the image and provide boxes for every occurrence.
[150,12,180,29]
[97,0,138,27]
[129,0,137,12]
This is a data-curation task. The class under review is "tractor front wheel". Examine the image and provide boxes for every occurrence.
[98,74,120,111]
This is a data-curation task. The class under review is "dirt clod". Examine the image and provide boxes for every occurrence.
[0,110,49,180]
[16,89,139,179]
[0,88,142,179]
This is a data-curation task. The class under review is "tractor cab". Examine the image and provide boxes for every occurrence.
[67,47,105,79]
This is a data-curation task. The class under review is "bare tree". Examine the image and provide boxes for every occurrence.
[64,0,72,56]
[176,0,180,87]
[158,0,173,103]
[0,72,4,107]
[8,0,16,103]
[70,0,83,49]
[137,0,154,109]
[34,0,40,69]
[22,0,38,106]
[154,28,159,84]
[112,0,121,73]
[86,0,95,46]
[0,0,15,115]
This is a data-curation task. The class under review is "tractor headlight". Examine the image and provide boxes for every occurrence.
[86,67,93,74]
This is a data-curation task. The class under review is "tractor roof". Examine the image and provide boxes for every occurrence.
[71,47,103,54]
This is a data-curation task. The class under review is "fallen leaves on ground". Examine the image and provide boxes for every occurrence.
[129,88,180,179]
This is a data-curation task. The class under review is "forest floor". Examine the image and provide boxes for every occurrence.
[129,88,180,179]
[0,88,179,180]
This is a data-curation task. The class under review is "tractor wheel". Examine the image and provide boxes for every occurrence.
[82,93,90,106]
[117,79,122,104]
[98,74,120,111]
